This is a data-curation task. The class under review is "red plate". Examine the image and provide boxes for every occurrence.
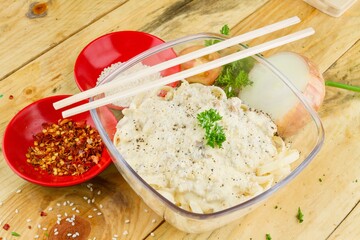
[74,30,179,91]
[2,95,116,187]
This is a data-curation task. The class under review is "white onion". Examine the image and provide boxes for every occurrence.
[239,51,325,136]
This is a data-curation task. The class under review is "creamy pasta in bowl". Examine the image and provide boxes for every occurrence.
[90,32,324,233]
[114,82,299,214]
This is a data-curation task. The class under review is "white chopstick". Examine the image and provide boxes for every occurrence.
[61,27,314,118]
[54,16,301,110]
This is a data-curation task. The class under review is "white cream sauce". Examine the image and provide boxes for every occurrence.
[114,82,295,213]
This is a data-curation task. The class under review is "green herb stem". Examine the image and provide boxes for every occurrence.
[325,80,360,92]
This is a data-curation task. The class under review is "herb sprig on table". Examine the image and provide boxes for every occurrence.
[297,207,304,223]
[197,109,226,148]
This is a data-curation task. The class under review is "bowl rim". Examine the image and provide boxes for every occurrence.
[2,95,112,187]
[91,32,325,219]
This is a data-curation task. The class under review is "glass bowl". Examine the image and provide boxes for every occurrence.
[89,33,325,233]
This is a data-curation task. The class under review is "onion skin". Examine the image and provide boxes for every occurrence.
[276,53,325,137]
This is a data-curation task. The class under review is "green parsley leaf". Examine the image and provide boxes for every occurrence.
[11,231,21,237]
[205,24,230,46]
[266,233,272,240]
[220,24,230,35]
[197,109,226,148]
[204,24,255,97]
[297,207,304,223]
[214,57,255,97]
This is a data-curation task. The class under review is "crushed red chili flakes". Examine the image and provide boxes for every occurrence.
[26,119,103,176]
[3,223,10,230]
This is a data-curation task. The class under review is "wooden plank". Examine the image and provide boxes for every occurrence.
[328,202,360,239]
[147,0,360,239]
[231,0,360,73]
[322,39,360,240]
[0,0,126,80]
[0,0,267,238]
[0,165,164,240]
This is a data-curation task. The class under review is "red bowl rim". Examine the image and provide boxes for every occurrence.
[74,30,167,91]
[2,95,113,187]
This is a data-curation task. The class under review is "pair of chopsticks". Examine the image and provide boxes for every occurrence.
[54,16,314,118]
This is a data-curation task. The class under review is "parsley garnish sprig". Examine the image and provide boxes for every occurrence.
[205,24,255,98]
[205,24,230,46]
[197,109,226,148]
[215,58,254,97]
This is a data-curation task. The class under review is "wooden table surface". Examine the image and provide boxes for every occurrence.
[1,0,359,239]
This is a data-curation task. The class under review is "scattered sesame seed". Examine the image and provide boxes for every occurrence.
[75,209,80,213]
[88,215,93,218]
[122,230,128,236]
[27,218,32,223]
[151,219,156,223]
[67,233,72,236]
[113,234,119,238]
[65,212,68,217]
[54,232,59,235]
[16,189,22,193]
[99,204,103,209]
[97,212,102,216]
[0,201,3,206]
[72,207,77,211]
[93,208,98,211]
[83,196,88,200]
[97,190,101,195]
[63,201,67,206]
[57,214,62,218]
[56,203,61,207]
[150,232,155,237]
[15,209,19,214]
[69,202,74,206]
[144,209,149,213]
[125,219,130,224]
[42,227,47,231]
[37,224,41,229]
[91,198,95,203]
[34,234,39,239]
[48,207,53,211]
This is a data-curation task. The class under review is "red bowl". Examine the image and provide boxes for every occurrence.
[74,30,179,91]
[2,95,116,187]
